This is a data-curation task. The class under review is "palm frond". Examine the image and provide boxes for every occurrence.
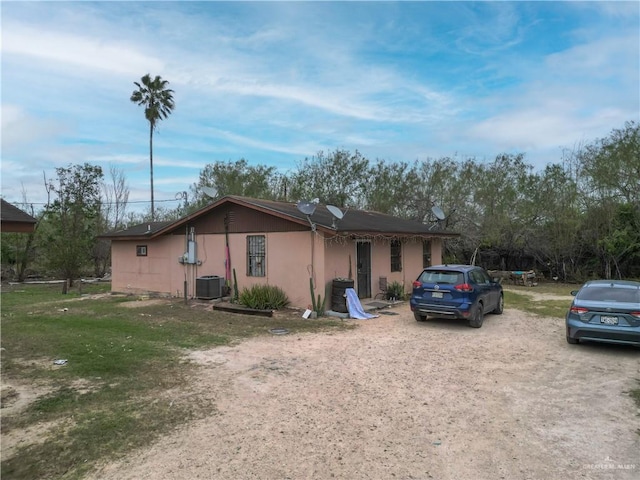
[131,74,175,126]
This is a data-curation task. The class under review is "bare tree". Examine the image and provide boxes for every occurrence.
[102,165,130,230]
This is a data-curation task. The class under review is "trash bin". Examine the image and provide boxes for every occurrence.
[196,275,223,299]
[331,278,354,313]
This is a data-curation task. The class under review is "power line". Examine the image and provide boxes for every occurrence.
[2,198,182,207]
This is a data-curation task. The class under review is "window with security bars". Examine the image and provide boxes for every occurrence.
[247,235,266,277]
[423,240,431,268]
[390,240,402,272]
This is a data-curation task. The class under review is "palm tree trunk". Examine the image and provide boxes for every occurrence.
[149,121,155,221]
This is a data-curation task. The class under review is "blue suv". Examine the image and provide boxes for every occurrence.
[410,265,504,328]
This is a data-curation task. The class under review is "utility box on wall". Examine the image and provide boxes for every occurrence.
[187,240,197,264]
[196,275,224,300]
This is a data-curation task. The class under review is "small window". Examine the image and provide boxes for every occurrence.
[247,235,266,277]
[422,240,431,268]
[390,240,402,272]
[136,245,147,256]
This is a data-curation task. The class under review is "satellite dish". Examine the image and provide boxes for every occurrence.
[432,205,446,221]
[296,200,317,216]
[326,205,344,219]
[202,186,217,198]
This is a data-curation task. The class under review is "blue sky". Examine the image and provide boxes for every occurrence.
[2,1,639,214]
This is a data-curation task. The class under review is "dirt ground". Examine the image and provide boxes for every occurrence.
[85,296,640,480]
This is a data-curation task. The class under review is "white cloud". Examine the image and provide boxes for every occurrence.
[1,1,637,210]
[1,104,68,150]
[545,33,639,79]
[2,23,165,77]
[453,2,525,56]
[88,153,148,166]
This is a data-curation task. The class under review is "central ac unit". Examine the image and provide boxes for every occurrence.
[196,275,224,300]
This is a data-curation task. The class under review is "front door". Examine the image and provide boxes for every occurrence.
[356,241,371,298]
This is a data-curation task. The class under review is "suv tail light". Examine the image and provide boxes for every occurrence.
[412,280,422,288]
[454,283,473,292]
[631,311,640,319]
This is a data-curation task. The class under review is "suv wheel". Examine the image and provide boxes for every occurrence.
[566,336,579,344]
[414,312,427,322]
[493,294,504,314]
[469,304,484,328]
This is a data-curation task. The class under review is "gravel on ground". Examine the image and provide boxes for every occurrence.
[88,302,640,480]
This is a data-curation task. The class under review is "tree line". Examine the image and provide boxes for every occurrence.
[2,121,638,284]
[188,121,639,281]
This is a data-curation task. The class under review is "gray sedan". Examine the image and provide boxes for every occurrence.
[566,279,640,346]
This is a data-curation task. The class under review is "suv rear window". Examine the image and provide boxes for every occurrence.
[419,270,464,285]
[578,286,640,303]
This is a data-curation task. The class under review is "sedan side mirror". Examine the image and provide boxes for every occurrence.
[570,290,578,296]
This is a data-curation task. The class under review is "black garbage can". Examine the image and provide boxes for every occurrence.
[331,278,354,313]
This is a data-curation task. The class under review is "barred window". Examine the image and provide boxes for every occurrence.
[422,240,431,268]
[247,235,266,277]
[390,240,402,272]
[136,245,147,256]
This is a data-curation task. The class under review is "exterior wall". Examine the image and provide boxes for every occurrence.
[431,237,443,265]
[322,236,444,302]
[370,238,400,295]
[112,233,229,298]
[111,229,323,307]
[323,238,355,303]
[229,230,323,308]
[111,236,186,296]
[1,221,36,233]
[111,224,447,308]
[323,238,353,281]
[180,203,309,235]
[184,233,227,297]
[366,238,426,299]
[396,238,427,291]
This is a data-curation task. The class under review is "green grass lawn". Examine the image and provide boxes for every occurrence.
[1,283,353,480]
[503,290,571,318]
[503,282,574,319]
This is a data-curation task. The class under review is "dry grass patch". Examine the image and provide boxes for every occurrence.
[1,283,353,480]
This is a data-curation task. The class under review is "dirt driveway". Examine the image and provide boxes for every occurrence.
[90,303,639,480]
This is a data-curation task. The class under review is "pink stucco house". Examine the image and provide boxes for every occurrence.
[101,196,459,308]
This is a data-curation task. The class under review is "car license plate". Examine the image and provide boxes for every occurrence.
[432,291,443,299]
[601,316,618,325]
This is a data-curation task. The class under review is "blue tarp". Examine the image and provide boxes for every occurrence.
[345,288,378,319]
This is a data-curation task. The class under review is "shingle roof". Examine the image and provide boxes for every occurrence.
[1,199,37,225]
[99,220,174,238]
[235,196,453,235]
[101,195,458,240]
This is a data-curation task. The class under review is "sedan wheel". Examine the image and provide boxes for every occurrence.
[469,304,484,328]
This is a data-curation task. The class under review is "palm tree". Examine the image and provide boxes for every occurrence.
[130,74,175,221]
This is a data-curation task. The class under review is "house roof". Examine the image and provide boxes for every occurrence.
[107,220,175,237]
[1,199,37,233]
[101,195,459,240]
